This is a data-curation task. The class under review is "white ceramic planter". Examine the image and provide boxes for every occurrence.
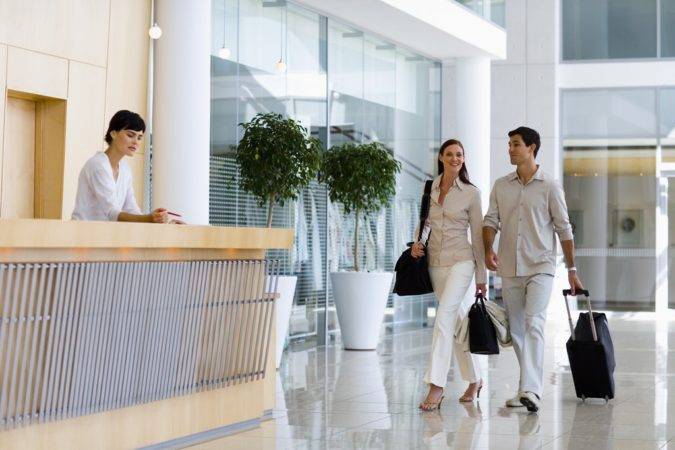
[270,275,297,368]
[330,271,393,350]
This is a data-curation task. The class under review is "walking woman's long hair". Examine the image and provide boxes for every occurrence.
[437,139,475,187]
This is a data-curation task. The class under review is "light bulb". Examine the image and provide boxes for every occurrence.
[218,47,231,59]
[149,23,162,39]
[275,58,287,73]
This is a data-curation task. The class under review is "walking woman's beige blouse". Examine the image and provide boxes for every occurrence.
[416,175,487,284]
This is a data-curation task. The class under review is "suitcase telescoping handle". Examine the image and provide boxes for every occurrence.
[562,289,597,342]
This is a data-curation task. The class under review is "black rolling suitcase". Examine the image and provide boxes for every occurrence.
[563,289,615,402]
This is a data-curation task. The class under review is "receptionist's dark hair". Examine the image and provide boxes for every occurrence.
[104,110,146,144]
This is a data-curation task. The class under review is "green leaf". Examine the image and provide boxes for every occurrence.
[232,113,322,222]
[319,141,401,216]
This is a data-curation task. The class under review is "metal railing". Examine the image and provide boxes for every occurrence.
[0,260,279,430]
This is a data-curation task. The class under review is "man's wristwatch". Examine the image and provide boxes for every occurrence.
[567,266,577,272]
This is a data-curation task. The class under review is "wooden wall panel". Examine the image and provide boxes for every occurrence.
[35,100,67,218]
[0,374,264,450]
[126,153,146,212]
[105,0,151,141]
[0,94,68,221]
[0,1,152,219]
[1,96,36,218]
[0,0,110,67]
[61,62,107,219]
[6,47,68,100]
[0,44,7,209]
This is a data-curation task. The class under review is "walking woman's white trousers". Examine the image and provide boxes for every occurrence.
[424,260,481,387]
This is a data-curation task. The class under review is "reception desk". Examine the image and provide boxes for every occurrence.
[0,220,293,449]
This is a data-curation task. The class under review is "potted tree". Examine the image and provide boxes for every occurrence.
[235,112,322,367]
[320,142,401,350]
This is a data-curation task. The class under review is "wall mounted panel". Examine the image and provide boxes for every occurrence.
[6,48,68,100]
[62,63,106,219]
[104,0,151,136]
[0,0,110,67]
[1,97,35,218]
[0,45,7,209]
[126,152,146,210]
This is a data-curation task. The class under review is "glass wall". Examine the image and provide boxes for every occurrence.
[562,0,665,60]
[663,0,675,57]
[326,20,441,334]
[454,0,506,27]
[560,87,675,310]
[210,0,441,344]
[660,88,675,150]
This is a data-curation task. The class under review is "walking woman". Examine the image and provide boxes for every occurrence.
[413,139,487,411]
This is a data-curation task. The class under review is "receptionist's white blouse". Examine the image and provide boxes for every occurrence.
[71,152,141,221]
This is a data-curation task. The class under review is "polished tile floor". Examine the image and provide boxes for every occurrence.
[191,298,675,449]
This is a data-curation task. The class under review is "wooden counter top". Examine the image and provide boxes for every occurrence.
[0,219,294,250]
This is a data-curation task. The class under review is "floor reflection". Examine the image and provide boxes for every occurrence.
[191,309,675,449]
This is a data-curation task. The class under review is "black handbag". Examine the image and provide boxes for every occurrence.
[468,294,499,355]
[393,180,434,296]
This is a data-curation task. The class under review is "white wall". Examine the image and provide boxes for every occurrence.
[443,0,560,191]
[490,0,560,182]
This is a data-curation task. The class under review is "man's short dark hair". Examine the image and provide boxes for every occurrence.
[508,126,541,158]
[105,110,146,144]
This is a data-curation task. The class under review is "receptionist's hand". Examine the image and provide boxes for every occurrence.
[150,208,168,223]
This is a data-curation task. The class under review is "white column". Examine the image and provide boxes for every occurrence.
[443,57,492,211]
[655,164,670,314]
[152,0,211,225]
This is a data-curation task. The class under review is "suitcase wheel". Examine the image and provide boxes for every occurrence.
[581,394,586,402]
[604,396,609,403]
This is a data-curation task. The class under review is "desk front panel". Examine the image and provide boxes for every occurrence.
[0,259,279,430]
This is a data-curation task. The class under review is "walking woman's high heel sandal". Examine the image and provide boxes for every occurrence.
[419,396,445,411]
[459,380,483,403]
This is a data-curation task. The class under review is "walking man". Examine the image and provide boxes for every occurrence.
[482,126,584,412]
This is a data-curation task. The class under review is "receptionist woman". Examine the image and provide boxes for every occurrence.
[72,110,169,223]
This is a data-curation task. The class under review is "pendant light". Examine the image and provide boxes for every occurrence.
[149,22,162,39]
[218,47,232,59]
[275,3,287,73]
[218,4,231,59]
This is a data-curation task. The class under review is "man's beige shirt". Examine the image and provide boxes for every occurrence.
[418,175,487,284]
[482,167,574,278]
